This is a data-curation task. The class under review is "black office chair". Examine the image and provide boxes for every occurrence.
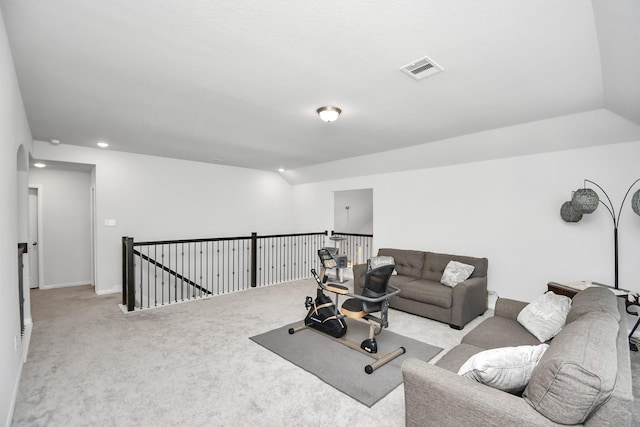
[341,264,398,355]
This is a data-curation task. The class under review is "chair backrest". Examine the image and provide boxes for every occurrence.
[361,264,395,312]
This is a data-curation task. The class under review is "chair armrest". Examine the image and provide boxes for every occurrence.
[450,276,488,328]
[345,285,400,303]
[495,298,528,321]
[402,358,558,427]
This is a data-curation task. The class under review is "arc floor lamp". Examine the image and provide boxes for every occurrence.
[560,179,640,289]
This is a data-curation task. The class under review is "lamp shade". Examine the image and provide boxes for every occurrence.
[317,106,341,122]
[560,201,582,222]
[632,189,640,216]
[571,188,599,214]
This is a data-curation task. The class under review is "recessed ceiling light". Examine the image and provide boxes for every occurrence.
[33,162,46,168]
[278,168,285,172]
[97,141,109,148]
[50,139,60,145]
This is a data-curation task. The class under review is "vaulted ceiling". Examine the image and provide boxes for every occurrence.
[2,0,639,172]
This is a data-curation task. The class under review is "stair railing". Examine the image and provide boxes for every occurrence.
[122,231,329,311]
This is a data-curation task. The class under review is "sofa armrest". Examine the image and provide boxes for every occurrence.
[402,358,559,427]
[352,263,367,295]
[450,276,488,328]
[494,298,528,321]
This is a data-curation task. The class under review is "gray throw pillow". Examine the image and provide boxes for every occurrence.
[440,261,474,287]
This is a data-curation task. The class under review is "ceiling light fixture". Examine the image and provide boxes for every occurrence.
[50,139,60,145]
[97,141,109,148]
[317,106,341,123]
[33,162,46,168]
[278,168,285,172]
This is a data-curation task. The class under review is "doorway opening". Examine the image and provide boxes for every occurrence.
[332,189,374,270]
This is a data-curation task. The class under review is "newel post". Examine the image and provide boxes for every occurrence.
[250,232,258,288]
[122,236,136,311]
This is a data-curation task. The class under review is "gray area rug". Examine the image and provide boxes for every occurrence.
[250,318,442,407]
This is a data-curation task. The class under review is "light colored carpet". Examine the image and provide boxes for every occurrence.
[250,318,442,407]
[11,280,640,426]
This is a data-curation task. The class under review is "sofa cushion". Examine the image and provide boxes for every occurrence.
[523,312,619,424]
[388,274,419,288]
[436,343,485,372]
[440,261,475,287]
[378,248,424,277]
[462,316,541,349]
[517,292,571,342]
[458,344,549,394]
[566,286,620,324]
[396,279,452,309]
[421,252,488,281]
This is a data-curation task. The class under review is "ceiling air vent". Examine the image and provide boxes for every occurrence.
[400,56,443,81]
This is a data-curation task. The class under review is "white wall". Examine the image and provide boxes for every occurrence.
[29,168,92,288]
[0,7,33,426]
[32,142,294,294]
[292,140,640,303]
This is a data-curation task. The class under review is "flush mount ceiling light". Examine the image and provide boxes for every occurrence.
[317,106,341,123]
[50,139,60,145]
[33,162,46,168]
[97,141,109,148]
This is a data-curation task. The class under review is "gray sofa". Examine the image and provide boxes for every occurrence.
[402,286,634,426]
[353,248,488,329]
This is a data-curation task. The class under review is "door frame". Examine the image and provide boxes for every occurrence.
[28,185,44,289]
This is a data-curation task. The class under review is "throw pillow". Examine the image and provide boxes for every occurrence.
[458,344,549,394]
[517,292,571,342]
[440,261,475,287]
[368,256,396,274]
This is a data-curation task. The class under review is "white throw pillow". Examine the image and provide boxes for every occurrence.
[517,292,572,342]
[440,261,475,287]
[458,344,549,394]
[368,256,397,274]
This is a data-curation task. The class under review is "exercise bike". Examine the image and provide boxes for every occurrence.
[288,248,406,374]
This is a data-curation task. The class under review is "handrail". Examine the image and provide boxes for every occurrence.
[331,231,373,238]
[133,249,212,295]
[133,231,328,247]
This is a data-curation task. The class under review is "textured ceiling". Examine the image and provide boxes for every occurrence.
[1,0,639,172]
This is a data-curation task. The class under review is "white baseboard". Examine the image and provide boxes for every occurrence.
[6,322,32,427]
[22,323,32,363]
[6,360,22,427]
[39,281,91,290]
[95,287,120,296]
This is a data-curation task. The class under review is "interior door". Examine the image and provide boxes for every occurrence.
[28,187,39,288]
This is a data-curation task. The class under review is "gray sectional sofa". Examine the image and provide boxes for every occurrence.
[402,286,634,426]
[353,248,488,329]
